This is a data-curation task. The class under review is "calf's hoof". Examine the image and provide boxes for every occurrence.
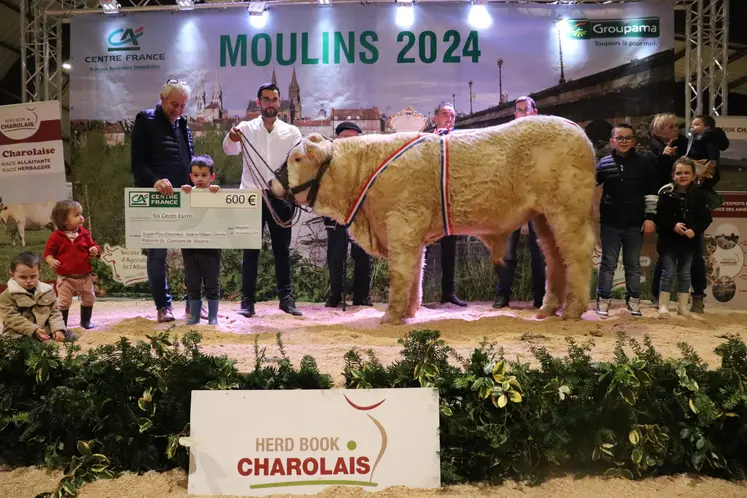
[380,309,405,325]
[405,306,419,319]
[535,306,559,319]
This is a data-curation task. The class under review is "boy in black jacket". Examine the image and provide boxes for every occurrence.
[595,123,658,317]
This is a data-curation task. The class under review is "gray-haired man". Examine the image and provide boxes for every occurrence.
[131,79,199,323]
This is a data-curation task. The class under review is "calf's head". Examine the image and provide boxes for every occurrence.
[271,133,333,206]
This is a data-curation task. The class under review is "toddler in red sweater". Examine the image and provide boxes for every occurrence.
[43,200,101,329]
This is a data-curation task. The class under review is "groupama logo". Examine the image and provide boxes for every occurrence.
[563,17,660,40]
[107,27,144,52]
[238,394,390,490]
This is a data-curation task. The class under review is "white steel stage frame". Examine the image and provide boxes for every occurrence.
[19,0,729,125]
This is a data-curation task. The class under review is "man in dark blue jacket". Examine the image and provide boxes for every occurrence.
[595,123,657,317]
[131,80,195,323]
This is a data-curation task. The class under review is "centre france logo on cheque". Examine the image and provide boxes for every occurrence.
[129,191,180,208]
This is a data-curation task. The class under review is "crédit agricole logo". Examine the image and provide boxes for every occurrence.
[108,27,144,52]
[236,395,389,490]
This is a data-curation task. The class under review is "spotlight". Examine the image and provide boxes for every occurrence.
[395,0,414,4]
[247,1,266,15]
[100,0,120,14]
[468,2,492,30]
[176,0,194,10]
[318,0,331,4]
[395,4,414,29]
[62,62,72,70]
[555,17,572,36]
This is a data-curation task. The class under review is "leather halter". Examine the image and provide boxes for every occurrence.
[274,155,332,209]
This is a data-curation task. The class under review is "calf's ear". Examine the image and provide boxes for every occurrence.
[306,133,325,144]
[303,137,328,162]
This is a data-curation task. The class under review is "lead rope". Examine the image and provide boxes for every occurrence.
[235,129,303,229]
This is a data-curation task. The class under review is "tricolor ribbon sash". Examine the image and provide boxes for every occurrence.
[343,132,453,238]
[440,133,453,236]
[344,134,431,225]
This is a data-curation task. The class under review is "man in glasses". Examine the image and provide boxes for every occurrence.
[595,123,657,317]
[223,82,303,318]
[131,79,199,323]
[493,96,546,310]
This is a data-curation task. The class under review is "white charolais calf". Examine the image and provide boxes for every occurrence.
[272,115,597,324]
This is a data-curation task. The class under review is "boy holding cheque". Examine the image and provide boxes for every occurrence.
[180,155,221,325]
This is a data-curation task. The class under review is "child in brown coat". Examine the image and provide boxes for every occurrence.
[0,252,69,341]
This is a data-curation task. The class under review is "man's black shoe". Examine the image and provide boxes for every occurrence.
[325,297,341,308]
[280,297,303,316]
[441,293,468,307]
[353,296,374,306]
[237,297,255,318]
[493,296,509,309]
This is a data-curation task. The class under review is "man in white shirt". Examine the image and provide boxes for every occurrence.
[223,82,303,317]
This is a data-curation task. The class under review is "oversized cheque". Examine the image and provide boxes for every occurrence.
[124,188,262,249]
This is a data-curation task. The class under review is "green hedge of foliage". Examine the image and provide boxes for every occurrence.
[1,329,746,496]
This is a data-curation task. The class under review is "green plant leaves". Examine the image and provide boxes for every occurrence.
[629,430,640,446]
[76,441,91,457]
[137,418,153,433]
[166,435,179,459]
[493,394,508,408]
[631,447,643,464]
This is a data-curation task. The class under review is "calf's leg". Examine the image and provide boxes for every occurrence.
[532,215,563,318]
[382,214,428,325]
[542,212,594,319]
[406,246,426,318]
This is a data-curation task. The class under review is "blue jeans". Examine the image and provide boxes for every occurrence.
[596,224,643,300]
[659,246,694,294]
[496,222,546,302]
[147,248,172,310]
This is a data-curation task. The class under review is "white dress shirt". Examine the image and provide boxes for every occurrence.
[223,116,303,190]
